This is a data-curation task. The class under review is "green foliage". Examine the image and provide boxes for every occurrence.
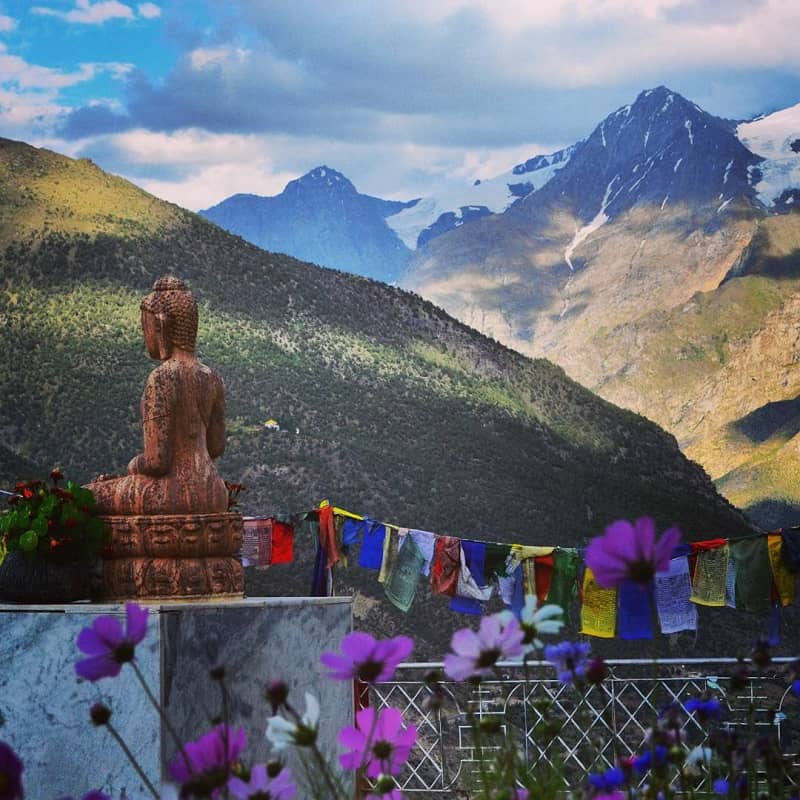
[1,472,105,565]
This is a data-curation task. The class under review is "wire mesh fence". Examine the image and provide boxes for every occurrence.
[368,658,800,796]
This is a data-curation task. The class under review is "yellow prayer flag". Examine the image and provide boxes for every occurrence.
[512,544,555,559]
[768,534,797,607]
[580,567,617,638]
[690,545,729,607]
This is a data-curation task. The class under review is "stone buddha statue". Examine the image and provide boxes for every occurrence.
[90,276,228,515]
[90,276,243,599]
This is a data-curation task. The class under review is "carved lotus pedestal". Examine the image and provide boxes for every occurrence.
[99,512,244,599]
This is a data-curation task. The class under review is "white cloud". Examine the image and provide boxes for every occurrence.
[0,46,133,91]
[189,46,251,71]
[32,1,135,25]
[0,14,16,32]
[36,125,563,214]
[137,2,160,18]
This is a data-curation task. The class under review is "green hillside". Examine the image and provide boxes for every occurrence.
[0,138,763,656]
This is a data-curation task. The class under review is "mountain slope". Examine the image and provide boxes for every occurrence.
[0,137,761,656]
[401,88,800,526]
[200,166,415,283]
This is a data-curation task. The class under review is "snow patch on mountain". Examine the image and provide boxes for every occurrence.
[737,103,800,207]
[386,146,574,249]
[564,175,621,272]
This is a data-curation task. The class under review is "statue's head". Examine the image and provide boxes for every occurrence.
[140,276,198,359]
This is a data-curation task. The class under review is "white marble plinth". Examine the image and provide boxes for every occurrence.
[0,597,353,798]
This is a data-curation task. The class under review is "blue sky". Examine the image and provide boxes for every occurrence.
[1,0,799,209]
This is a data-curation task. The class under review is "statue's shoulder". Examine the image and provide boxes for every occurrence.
[197,361,225,388]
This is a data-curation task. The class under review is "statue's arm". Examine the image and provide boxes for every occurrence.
[207,375,226,459]
[128,370,173,476]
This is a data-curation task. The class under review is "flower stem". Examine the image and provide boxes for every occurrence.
[105,719,159,799]
[129,658,193,776]
[220,677,231,800]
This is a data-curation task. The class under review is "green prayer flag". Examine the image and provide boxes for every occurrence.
[730,538,772,613]
[547,548,580,623]
[384,536,425,613]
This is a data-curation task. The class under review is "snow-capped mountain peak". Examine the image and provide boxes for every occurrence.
[737,102,800,210]
[532,86,762,226]
[286,165,357,195]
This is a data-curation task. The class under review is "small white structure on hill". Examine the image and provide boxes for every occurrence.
[264,418,280,431]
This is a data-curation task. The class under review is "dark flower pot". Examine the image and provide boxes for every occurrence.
[0,552,92,603]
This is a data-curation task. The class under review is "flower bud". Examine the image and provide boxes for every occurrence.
[374,775,397,794]
[90,703,112,726]
[265,679,289,713]
[586,658,608,685]
[294,724,318,747]
[266,760,283,779]
[480,716,502,735]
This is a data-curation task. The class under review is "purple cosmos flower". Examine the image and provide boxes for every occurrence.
[0,741,23,800]
[75,602,149,681]
[585,517,681,588]
[544,641,591,684]
[589,766,626,792]
[168,723,247,792]
[793,679,800,696]
[228,763,297,800]
[713,777,747,798]
[632,746,669,773]
[594,793,624,800]
[685,698,722,722]
[443,613,524,681]
[321,632,413,684]
[339,706,417,779]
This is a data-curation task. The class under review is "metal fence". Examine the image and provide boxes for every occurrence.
[369,658,800,796]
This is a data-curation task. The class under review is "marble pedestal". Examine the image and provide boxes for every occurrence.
[0,597,353,798]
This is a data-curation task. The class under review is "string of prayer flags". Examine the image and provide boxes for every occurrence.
[767,534,797,607]
[689,539,729,607]
[244,501,800,641]
[580,567,617,638]
[655,556,697,634]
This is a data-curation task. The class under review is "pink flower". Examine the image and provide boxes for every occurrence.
[75,602,149,681]
[443,613,524,681]
[228,763,297,799]
[168,723,247,788]
[585,517,681,588]
[339,707,417,779]
[321,632,413,683]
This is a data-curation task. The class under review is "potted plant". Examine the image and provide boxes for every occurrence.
[0,468,106,603]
